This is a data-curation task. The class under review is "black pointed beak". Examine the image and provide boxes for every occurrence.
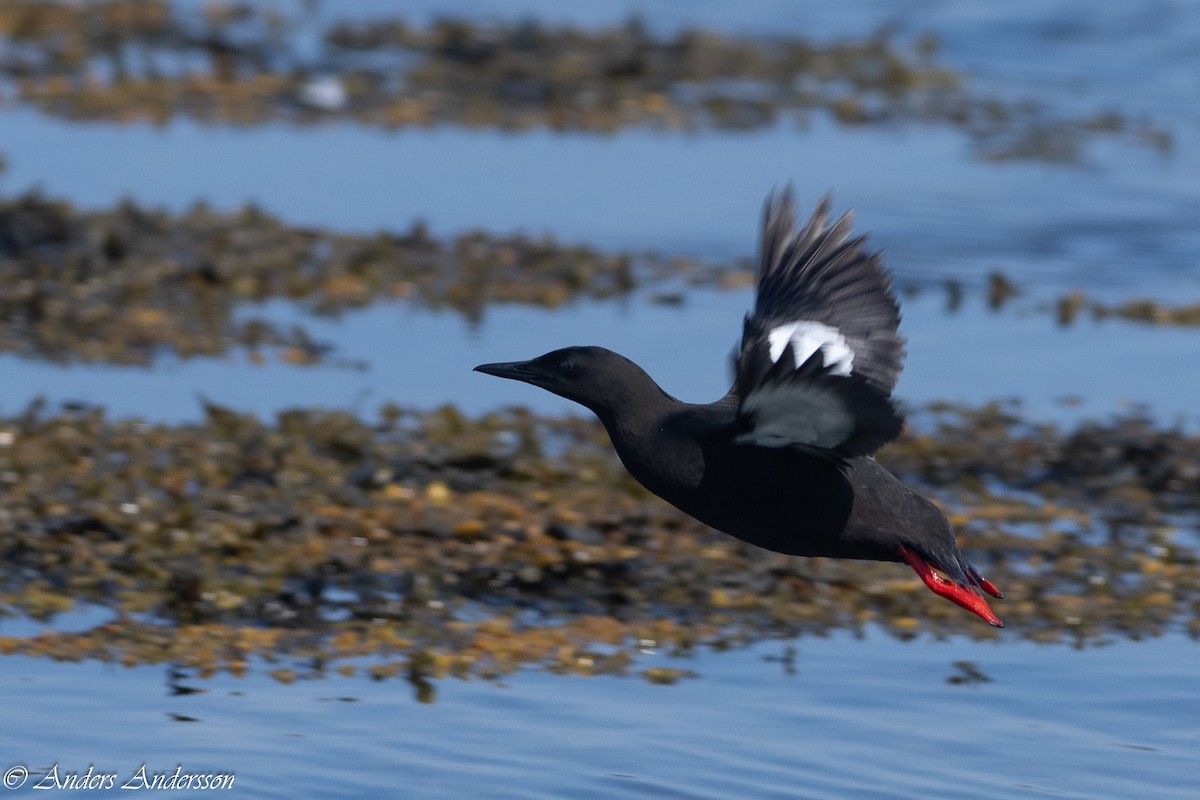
[474,360,536,382]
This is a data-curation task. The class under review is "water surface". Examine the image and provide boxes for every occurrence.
[3,631,1197,799]
[1,2,1199,798]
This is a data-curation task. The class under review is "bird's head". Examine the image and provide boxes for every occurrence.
[474,345,666,417]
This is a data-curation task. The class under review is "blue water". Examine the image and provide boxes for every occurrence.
[2,631,1198,799]
[2,1,1200,797]
[3,111,1197,294]
[4,289,1198,429]
[1,3,1198,427]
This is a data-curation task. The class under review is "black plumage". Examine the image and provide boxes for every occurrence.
[475,190,1004,626]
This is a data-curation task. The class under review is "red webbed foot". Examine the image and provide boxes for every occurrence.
[899,546,1004,628]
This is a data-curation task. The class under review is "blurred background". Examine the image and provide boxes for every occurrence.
[0,2,1198,798]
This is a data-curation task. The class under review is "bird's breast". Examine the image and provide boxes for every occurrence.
[618,433,857,557]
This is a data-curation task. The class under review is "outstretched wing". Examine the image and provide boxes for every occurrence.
[733,189,906,458]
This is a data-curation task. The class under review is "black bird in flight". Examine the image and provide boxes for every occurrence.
[476,190,1004,626]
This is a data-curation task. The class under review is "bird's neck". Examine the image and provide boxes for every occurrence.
[591,386,699,500]
[587,368,678,441]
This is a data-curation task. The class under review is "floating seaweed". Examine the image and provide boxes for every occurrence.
[0,400,1196,691]
[0,190,699,364]
[0,1,1169,159]
[2,187,1194,368]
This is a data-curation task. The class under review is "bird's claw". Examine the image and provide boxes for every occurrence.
[965,563,1004,599]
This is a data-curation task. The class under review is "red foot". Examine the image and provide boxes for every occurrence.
[899,547,1004,628]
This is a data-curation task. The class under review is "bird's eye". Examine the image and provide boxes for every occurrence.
[558,359,574,376]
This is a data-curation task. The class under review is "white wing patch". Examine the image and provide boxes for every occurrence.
[735,382,854,449]
[767,321,854,376]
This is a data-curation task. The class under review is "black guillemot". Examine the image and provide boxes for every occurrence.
[476,191,1004,626]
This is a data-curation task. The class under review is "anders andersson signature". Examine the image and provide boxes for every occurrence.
[4,763,235,791]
